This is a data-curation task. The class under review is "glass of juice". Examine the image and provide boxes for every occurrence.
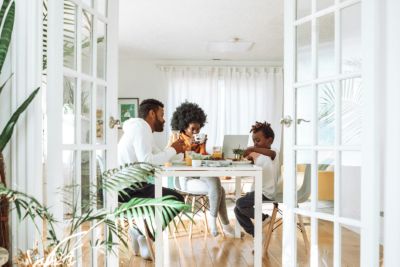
[212,146,223,159]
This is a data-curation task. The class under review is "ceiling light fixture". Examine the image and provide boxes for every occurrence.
[207,37,254,53]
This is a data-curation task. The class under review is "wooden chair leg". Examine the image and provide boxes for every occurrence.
[217,216,225,238]
[263,203,278,252]
[174,194,189,236]
[297,214,309,255]
[189,196,196,240]
[200,197,209,238]
[143,219,155,261]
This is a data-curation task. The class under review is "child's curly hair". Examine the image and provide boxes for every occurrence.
[250,121,275,140]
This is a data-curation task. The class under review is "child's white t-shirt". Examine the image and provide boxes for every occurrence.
[252,148,280,200]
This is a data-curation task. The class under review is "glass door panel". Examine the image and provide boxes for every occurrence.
[63,77,76,144]
[340,151,361,220]
[296,22,312,82]
[81,81,92,144]
[341,225,361,266]
[318,82,335,146]
[317,13,335,78]
[341,3,361,74]
[296,0,311,19]
[317,0,334,11]
[63,1,77,69]
[317,151,335,214]
[96,20,107,79]
[82,10,93,75]
[341,78,362,146]
[318,219,334,266]
[296,87,313,146]
[96,85,106,144]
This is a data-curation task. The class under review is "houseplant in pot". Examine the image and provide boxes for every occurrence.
[232,147,245,161]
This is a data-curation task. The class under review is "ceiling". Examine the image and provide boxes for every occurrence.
[118,0,283,61]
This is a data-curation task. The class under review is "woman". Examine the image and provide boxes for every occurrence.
[168,102,234,237]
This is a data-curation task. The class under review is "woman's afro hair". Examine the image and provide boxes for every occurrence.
[170,101,207,131]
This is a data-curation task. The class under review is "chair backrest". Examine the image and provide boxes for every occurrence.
[297,164,311,204]
[173,177,182,191]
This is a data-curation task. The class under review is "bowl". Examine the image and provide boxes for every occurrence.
[191,159,202,167]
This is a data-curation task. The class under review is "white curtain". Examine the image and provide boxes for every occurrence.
[161,66,283,152]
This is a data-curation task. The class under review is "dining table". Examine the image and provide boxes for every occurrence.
[154,163,264,267]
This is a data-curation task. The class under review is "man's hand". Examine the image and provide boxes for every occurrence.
[171,139,186,154]
[243,146,255,157]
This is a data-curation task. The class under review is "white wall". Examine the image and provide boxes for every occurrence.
[118,59,168,147]
[118,58,282,147]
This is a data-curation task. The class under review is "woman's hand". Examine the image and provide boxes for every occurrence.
[171,139,186,154]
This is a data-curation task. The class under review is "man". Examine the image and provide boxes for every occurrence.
[118,98,186,201]
[118,98,186,260]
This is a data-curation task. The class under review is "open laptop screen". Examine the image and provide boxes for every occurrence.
[222,135,249,159]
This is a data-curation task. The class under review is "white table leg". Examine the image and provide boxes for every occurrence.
[155,174,163,267]
[235,176,242,238]
[254,171,263,267]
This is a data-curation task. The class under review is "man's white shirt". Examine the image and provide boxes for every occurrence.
[118,118,176,166]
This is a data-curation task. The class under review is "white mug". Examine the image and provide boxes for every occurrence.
[193,133,206,144]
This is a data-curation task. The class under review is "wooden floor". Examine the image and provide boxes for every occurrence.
[118,217,383,267]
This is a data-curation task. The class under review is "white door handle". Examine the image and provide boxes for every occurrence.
[297,118,310,124]
[280,116,293,127]
[109,116,121,129]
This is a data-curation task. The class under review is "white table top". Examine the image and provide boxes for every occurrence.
[159,164,262,172]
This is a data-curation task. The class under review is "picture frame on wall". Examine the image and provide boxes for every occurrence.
[118,98,140,126]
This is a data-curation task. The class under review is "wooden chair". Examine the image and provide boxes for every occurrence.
[263,165,311,255]
[173,177,224,239]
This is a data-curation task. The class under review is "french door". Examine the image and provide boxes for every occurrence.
[283,0,365,266]
[46,0,119,266]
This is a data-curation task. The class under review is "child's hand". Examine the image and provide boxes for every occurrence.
[244,147,255,157]
[246,152,260,162]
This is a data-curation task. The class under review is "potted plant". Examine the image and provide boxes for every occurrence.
[232,147,245,161]
[0,162,189,266]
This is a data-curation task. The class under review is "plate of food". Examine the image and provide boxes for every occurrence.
[203,160,232,167]
[171,160,186,166]
[232,159,252,165]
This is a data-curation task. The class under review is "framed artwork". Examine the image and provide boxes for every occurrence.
[118,98,139,124]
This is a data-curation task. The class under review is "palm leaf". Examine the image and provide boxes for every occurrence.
[110,196,189,242]
[101,162,159,196]
[0,183,58,243]
[0,87,40,151]
[0,0,14,74]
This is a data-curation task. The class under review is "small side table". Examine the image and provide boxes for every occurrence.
[0,247,8,266]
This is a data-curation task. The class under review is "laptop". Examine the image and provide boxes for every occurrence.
[222,135,250,159]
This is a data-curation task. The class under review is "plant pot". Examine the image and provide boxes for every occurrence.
[234,154,242,161]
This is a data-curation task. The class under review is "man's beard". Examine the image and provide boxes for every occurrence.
[154,117,164,132]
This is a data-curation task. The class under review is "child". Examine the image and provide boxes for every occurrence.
[234,121,279,237]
